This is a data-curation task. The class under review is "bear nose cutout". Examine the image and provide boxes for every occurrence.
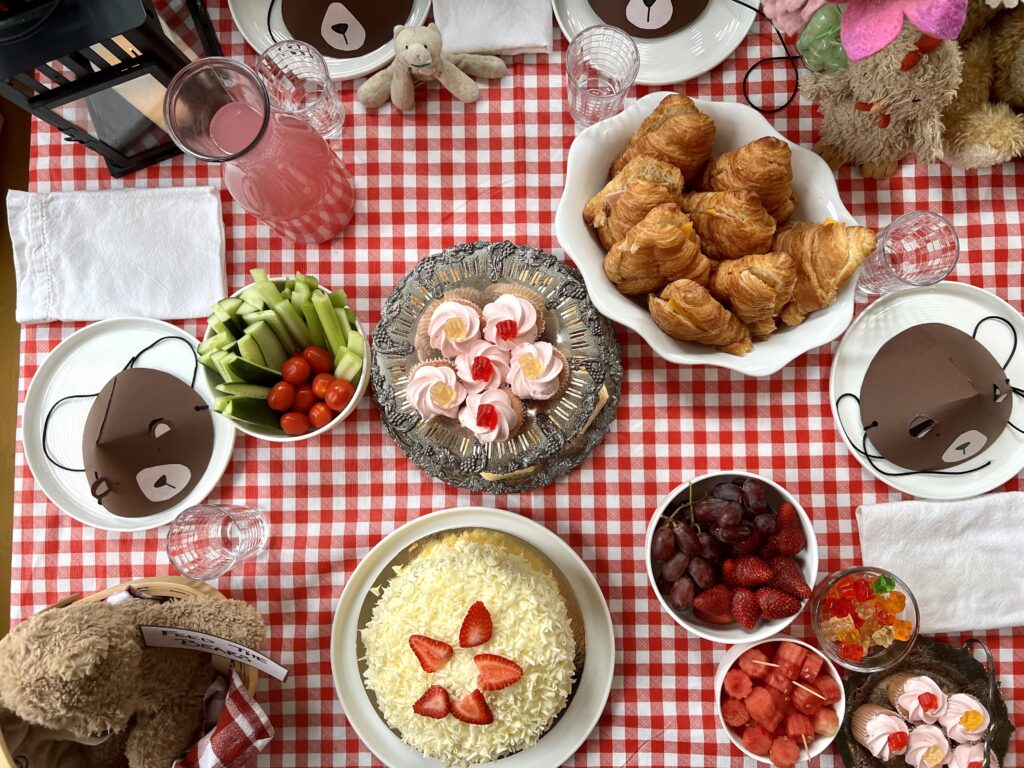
[956,441,971,453]
[154,475,177,490]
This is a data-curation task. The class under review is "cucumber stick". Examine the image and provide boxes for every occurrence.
[198,331,235,355]
[345,307,357,325]
[272,300,311,348]
[243,321,287,370]
[301,302,327,348]
[240,286,264,310]
[346,330,365,358]
[236,334,266,367]
[222,353,280,386]
[313,290,347,355]
[216,382,272,398]
[329,289,348,308]
[223,397,279,429]
[334,349,362,382]
[247,309,297,354]
[335,307,352,345]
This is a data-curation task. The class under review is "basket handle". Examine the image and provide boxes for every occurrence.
[962,638,997,768]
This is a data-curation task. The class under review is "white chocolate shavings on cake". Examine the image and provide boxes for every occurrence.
[360,534,577,767]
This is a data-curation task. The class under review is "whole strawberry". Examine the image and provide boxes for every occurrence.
[728,529,763,556]
[761,524,806,558]
[731,587,762,630]
[769,556,812,599]
[755,587,801,619]
[692,584,732,616]
[728,556,774,587]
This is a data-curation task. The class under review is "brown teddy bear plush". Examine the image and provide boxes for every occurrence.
[0,596,265,768]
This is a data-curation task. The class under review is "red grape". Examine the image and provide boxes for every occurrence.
[674,524,700,555]
[662,552,690,581]
[694,499,743,526]
[741,478,768,514]
[670,577,695,610]
[688,556,717,589]
[712,483,744,503]
[712,522,754,544]
[651,528,676,562]
[697,532,721,561]
[753,513,778,535]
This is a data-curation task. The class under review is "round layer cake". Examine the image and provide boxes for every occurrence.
[361,532,577,766]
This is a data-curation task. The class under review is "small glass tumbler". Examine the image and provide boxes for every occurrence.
[857,211,959,296]
[257,40,345,139]
[565,25,640,127]
[166,504,270,581]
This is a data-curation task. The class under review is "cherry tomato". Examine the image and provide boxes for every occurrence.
[325,378,356,412]
[302,345,334,374]
[292,384,316,413]
[308,402,335,429]
[280,411,311,436]
[311,372,335,399]
[281,356,312,385]
[266,381,295,412]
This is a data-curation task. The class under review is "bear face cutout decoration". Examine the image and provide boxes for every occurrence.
[281,0,417,58]
[839,322,1020,475]
[589,0,710,38]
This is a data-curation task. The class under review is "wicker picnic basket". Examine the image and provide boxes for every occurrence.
[0,576,260,768]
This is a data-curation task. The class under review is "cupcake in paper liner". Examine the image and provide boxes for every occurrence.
[887,673,948,724]
[415,297,484,358]
[484,282,547,317]
[851,703,910,761]
[940,693,991,743]
[507,341,570,402]
[482,293,544,350]
[453,339,510,395]
[906,724,951,768]
[458,388,523,444]
[949,742,999,768]
[405,360,466,420]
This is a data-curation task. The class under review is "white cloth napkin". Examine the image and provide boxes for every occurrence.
[433,0,553,55]
[8,187,226,323]
[857,493,1024,633]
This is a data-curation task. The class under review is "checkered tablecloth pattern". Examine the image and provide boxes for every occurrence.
[11,4,1024,766]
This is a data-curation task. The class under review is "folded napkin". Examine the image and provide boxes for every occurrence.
[857,493,1024,633]
[433,0,553,55]
[8,187,226,323]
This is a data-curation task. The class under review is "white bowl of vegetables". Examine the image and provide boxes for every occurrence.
[198,269,369,441]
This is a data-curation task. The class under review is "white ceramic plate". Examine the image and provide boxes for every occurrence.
[552,0,757,85]
[22,318,236,532]
[227,0,431,80]
[829,282,1024,500]
[330,506,615,768]
[556,92,859,377]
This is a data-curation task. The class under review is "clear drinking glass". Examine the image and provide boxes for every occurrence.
[857,211,960,296]
[565,25,640,127]
[166,504,270,581]
[163,57,355,244]
[257,40,345,139]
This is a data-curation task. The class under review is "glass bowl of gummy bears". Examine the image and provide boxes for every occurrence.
[810,566,920,673]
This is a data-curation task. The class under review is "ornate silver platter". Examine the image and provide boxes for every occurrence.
[372,242,622,492]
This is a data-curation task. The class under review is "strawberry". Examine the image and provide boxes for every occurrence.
[761,525,806,558]
[776,502,799,529]
[769,556,812,599]
[722,559,739,586]
[412,685,450,719]
[692,584,732,615]
[731,587,762,630]
[451,690,493,725]
[409,635,453,673]
[459,601,493,648]
[755,587,802,619]
[693,608,735,624]
[475,654,523,691]
[731,556,774,587]
[729,529,763,556]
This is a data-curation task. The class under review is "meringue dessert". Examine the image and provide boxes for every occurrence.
[482,292,543,350]
[458,389,523,444]
[940,693,990,743]
[508,341,569,401]
[887,673,948,725]
[905,724,950,768]
[851,703,910,761]
[406,362,467,420]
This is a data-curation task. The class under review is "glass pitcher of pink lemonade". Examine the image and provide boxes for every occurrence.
[163,57,354,244]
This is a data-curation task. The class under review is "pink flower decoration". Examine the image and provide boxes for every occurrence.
[841,0,968,60]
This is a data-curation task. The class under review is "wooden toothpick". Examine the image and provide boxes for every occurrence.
[792,680,827,700]
[802,734,810,757]
[750,659,780,668]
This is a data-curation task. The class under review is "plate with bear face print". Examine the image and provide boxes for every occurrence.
[227,0,431,80]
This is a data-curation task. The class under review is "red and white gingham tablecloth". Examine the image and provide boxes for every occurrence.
[11,4,1024,766]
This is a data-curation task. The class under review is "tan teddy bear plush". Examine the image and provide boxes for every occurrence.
[0,596,265,768]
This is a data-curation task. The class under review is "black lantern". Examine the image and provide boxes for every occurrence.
[0,0,222,176]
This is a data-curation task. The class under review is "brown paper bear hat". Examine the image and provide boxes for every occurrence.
[280,0,417,58]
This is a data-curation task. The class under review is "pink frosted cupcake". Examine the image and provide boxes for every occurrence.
[405,361,466,420]
[507,341,570,402]
[906,724,951,768]
[949,742,999,768]
[887,674,948,724]
[453,339,510,395]
[851,704,910,761]
[482,293,543,351]
[458,389,523,444]
[940,693,990,743]
[416,298,484,358]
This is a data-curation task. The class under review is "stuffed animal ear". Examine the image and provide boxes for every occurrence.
[429,22,439,31]
[394,24,404,35]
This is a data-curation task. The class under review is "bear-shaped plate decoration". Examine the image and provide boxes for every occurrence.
[589,0,710,38]
[829,282,1024,500]
[280,0,416,59]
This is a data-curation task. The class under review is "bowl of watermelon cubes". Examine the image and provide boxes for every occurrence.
[199,270,369,441]
[715,638,846,767]
[645,471,818,644]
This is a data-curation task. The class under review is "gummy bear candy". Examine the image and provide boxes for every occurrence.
[960,710,985,731]
[872,574,896,594]
[876,608,895,626]
[821,617,842,641]
[918,693,940,713]
[839,642,865,662]
[495,319,518,342]
[889,591,907,612]
[856,603,875,620]
[887,731,909,752]
[871,627,894,649]
[443,317,468,342]
[476,403,498,430]
[517,352,544,380]
[470,356,494,382]
[922,745,945,767]
[429,382,457,409]
[837,628,861,644]
[893,619,913,642]
[853,578,872,602]
[837,577,858,600]
[796,4,849,73]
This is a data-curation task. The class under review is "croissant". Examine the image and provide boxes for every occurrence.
[773,220,878,325]
[611,94,716,181]
[584,156,685,250]
[648,279,753,356]
[709,252,797,339]
[700,137,797,224]
[603,204,713,295]
[679,191,777,260]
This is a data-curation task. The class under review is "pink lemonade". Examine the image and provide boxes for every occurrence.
[209,102,354,244]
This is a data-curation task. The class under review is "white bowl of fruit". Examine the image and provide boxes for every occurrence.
[715,638,845,766]
[198,270,369,441]
[645,471,817,644]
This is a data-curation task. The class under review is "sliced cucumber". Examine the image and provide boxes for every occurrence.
[346,330,365,358]
[247,309,297,354]
[334,348,362,383]
[301,301,327,348]
[214,396,234,413]
[210,350,244,383]
[207,316,232,338]
[237,300,261,315]
[198,351,219,371]
[335,308,352,349]
[345,307,357,325]
[329,288,348,308]
[223,398,279,429]
[236,334,266,367]
[244,320,287,370]
[272,300,312,349]
[313,290,346,355]
[280,287,291,302]
[216,382,273,398]
[255,277,285,308]
[297,272,318,289]
[240,286,264,310]
[221,353,280,386]
[197,331,235,355]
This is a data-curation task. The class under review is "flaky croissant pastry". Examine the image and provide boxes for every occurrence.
[611,94,716,182]
[709,252,797,339]
[700,137,797,224]
[603,204,713,295]
[584,156,685,250]
[773,220,877,326]
[649,279,753,356]
[679,191,776,260]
